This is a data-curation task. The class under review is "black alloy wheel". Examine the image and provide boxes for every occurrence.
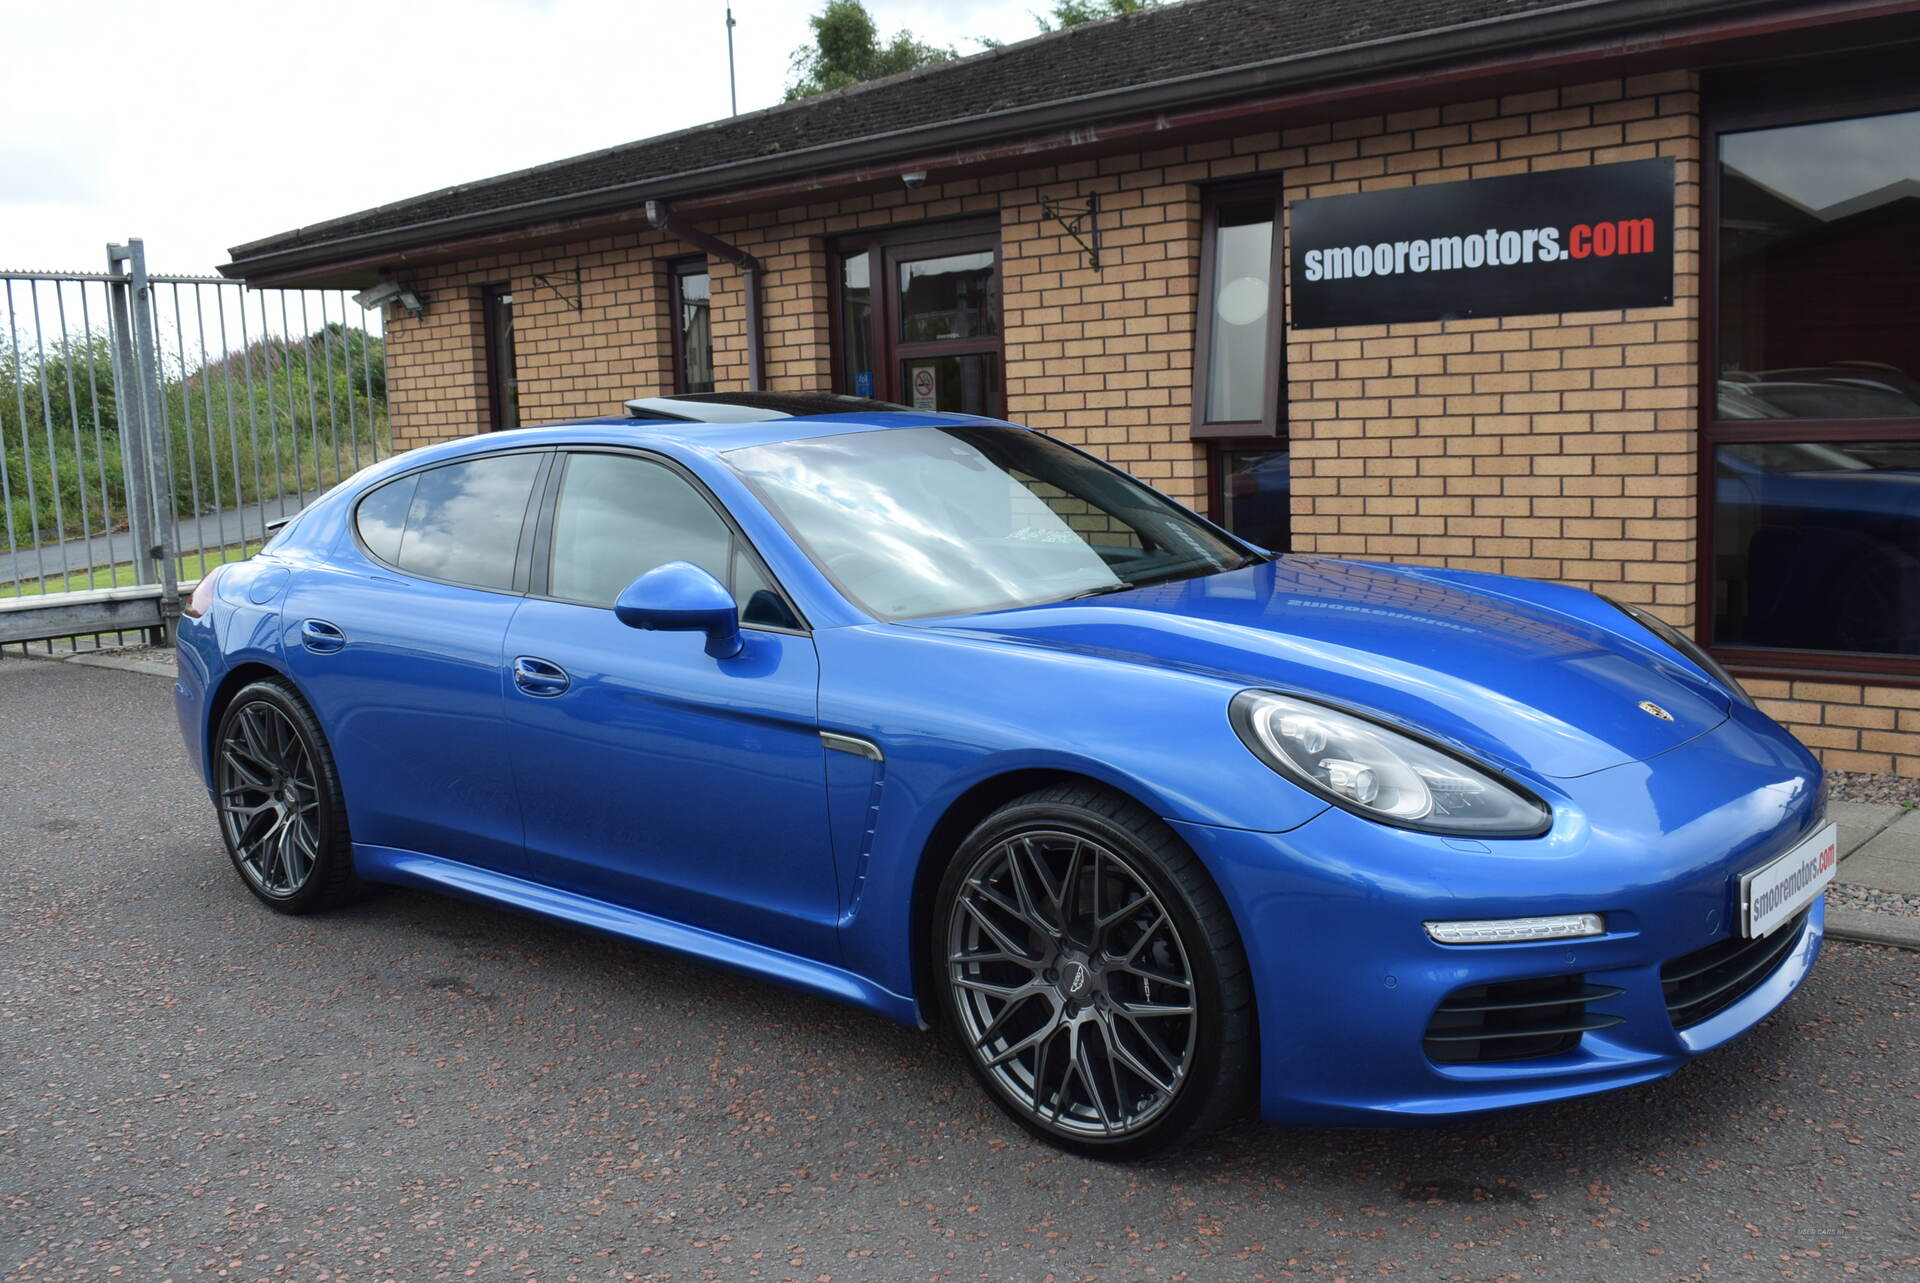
[935,784,1253,1156]
[213,679,357,913]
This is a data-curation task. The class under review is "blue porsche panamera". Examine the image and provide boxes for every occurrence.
[175,391,1834,1156]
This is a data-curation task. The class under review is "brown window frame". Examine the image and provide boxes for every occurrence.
[668,256,713,395]
[481,283,518,432]
[1700,60,1920,687]
[1193,180,1288,543]
[827,216,1003,412]
[1192,179,1287,441]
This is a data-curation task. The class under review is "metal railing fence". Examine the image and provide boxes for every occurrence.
[1,240,390,651]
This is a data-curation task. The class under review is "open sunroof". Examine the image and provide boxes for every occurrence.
[623,391,911,422]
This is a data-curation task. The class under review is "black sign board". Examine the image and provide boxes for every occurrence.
[1289,158,1674,329]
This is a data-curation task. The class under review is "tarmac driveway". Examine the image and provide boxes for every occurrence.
[3,654,1917,1281]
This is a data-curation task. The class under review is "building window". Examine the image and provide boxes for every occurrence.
[1194,182,1287,549]
[830,219,1001,415]
[672,259,714,394]
[482,284,518,431]
[1706,96,1920,673]
[1214,446,1291,553]
[838,249,873,396]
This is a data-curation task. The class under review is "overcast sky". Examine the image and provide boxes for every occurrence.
[2,0,1043,277]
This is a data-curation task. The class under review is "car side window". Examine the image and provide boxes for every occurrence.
[548,453,796,628]
[354,474,415,565]
[355,453,542,591]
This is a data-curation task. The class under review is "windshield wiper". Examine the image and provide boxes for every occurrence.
[1066,564,1216,601]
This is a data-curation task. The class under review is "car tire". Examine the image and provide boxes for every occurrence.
[212,678,359,914]
[933,782,1254,1157]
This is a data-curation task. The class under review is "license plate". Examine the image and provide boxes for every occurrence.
[1740,821,1838,938]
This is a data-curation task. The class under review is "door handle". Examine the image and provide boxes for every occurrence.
[300,618,346,654]
[511,655,571,697]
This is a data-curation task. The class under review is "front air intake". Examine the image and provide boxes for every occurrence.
[1661,908,1811,1029]
[1423,974,1624,1064]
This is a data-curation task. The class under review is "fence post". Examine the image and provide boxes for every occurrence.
[106,239,177,643]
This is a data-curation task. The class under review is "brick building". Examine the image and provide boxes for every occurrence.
[223,0,1920,774]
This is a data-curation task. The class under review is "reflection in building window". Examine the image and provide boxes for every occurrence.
[1710,105,1920,666]
[1712,440,1920,656]
[1220,448,1290,553]
[897,252,997,341]
[1205,206,1275,425]
[839,251,873,396]
[483,285,518,432]
[674,262,714,394]
[1717,109,1920,420]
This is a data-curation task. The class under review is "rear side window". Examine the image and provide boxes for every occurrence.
[354,475,415,565]
[355,453,543,591]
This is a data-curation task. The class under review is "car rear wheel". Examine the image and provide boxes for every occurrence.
[213,679,358,913]
[934,783,1254,1157]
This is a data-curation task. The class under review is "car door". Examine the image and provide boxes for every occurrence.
[280,447,549,873]
[499,448,840,962]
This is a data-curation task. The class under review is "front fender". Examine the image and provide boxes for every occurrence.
[815,623,1329,1002]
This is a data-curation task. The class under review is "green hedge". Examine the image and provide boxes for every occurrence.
[1,324,388,550]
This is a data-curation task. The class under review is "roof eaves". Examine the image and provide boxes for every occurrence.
[225,5,1145,264]
[220,0,1788,281]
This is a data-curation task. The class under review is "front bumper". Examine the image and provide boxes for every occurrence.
[1172,702,1826,1127]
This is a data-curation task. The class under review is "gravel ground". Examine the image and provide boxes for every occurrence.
[6,654,1920,1283]
[1828,769,1920,808]
[1829,882,1920,919]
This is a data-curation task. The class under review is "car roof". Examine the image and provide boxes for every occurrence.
[473,407,1018,456]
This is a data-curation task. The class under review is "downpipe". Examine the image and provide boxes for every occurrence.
[644,200,764,391]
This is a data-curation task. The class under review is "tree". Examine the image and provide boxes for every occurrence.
[785,1,957,102]
[1038,0,1162,30]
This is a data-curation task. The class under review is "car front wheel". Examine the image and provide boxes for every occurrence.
[934,783,1254,1156]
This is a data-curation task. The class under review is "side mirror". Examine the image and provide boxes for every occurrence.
[613,561,745,660]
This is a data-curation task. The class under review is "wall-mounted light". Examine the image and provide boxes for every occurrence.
[900,170,928,189]
[352,279,426,316]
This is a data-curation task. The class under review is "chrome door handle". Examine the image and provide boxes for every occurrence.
[300,618,346,654]
[511,655,571,697]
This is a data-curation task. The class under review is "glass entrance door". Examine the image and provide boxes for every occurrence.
[835,224,1002,416]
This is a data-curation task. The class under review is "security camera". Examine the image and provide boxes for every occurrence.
[901,170,928,189]
[353,280,403,310]
[353,280,426,315]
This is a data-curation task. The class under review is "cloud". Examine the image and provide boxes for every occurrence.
[0,1,1039,275]
[0,143,107,206]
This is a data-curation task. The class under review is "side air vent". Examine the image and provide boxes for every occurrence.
[1423,974,1624,1064]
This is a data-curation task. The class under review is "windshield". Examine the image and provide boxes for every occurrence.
[726,425,1258,620]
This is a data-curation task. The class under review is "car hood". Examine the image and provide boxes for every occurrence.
[904,557,1730,779]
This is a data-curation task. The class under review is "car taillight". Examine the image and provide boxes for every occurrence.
[182,564,226,618]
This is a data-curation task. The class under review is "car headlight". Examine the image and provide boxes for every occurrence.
[1229,690,1551,837]
[1602,596,1752,706]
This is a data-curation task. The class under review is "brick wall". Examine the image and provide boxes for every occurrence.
[385,231,676,448]
[376,71,1903,776]
[1744,680,1920,778]
[1282,72,1703,622]
[383,270,490,449]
